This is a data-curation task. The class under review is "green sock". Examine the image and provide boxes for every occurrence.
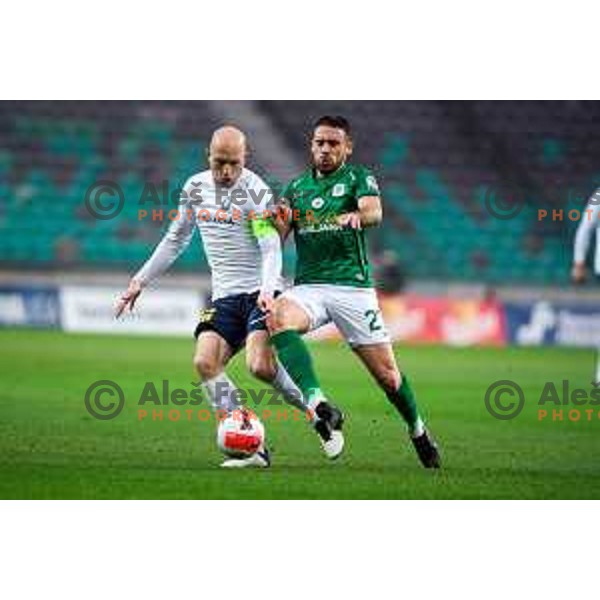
[271,330,323,402]
[386,374,423,434]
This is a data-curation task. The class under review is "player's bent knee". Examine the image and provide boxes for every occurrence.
[247,358,276,382]
[193,354,222,381]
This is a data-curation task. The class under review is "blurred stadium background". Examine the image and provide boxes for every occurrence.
[1,100,599,345]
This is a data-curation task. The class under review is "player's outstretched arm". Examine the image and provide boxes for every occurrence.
[115,195,196,317]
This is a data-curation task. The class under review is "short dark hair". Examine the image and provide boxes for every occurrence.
[314,115,351,137]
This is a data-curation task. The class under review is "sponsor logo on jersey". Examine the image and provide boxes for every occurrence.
[311,197,325,209]
[298,222,343,235]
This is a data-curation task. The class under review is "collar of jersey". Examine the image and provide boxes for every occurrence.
[210,170,245,190]
[311,163,349,184]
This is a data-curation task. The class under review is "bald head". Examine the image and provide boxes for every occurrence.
[210,126,246,154]
[208,126,247,187]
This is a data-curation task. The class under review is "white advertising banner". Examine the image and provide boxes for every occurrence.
[60,286,203,336]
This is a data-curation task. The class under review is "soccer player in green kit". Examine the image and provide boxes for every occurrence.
[268,115,441,468]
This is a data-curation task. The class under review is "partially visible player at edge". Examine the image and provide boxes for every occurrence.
[115,126,342,468]
[571,186,600,382]
[571,186,600,284]
[270,115,441,468]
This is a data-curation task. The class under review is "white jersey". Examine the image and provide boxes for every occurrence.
[135,168,282,300]
[573,189,600,275]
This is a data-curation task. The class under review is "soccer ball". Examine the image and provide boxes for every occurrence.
[217,410,265,458]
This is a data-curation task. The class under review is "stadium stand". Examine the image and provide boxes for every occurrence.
[1,101,598,284]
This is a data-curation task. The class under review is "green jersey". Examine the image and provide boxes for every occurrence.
[281,163,381,288]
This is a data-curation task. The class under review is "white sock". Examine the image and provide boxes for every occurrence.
[410,417,425,438]
[271,362,318,422]
[203,372,241,414]
[306,391,330,425]
[307,391,326,412]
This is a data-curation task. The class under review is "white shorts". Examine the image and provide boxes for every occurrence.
[281,284,391,347]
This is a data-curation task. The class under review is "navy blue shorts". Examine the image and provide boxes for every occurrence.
[194,291,269,352]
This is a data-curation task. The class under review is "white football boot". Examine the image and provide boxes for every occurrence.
[313,401,345,460]
[220,446,271,469]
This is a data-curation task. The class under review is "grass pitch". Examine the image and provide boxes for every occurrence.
[1,329,599,499]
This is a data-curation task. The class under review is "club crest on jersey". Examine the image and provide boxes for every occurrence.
[312,197,325,209]
[332,183,346,197]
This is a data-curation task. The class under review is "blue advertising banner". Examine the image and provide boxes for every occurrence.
[505,300,600,348]
[0,286,61,328]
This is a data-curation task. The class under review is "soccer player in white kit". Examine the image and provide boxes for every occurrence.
[116,127,342,467]
[571,187,600,382]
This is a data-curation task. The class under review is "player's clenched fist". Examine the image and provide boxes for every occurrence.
[115,279,143,318]
[336,212,362,229]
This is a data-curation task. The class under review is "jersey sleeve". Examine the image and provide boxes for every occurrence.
[354,166,381,199]
[133,178,197,286]
[248,173,279,239]
[246,174,282,293]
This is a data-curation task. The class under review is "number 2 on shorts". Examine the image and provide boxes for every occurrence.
[364,309,383,332]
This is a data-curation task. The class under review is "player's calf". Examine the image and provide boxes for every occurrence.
[354,344,424,435]
[376,364,402,395]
